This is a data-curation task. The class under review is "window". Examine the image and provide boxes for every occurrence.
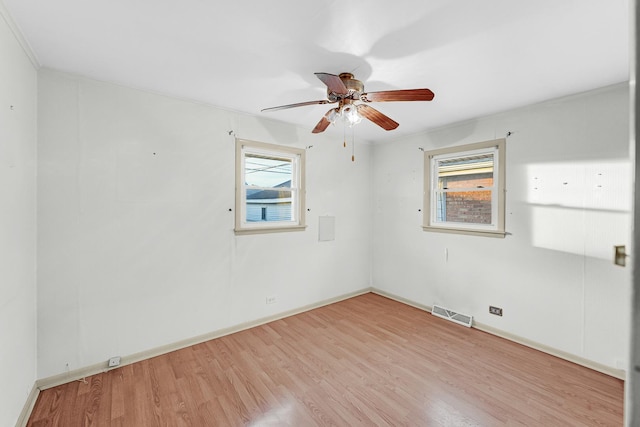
[423,138,506,237]
[235,139,306,234]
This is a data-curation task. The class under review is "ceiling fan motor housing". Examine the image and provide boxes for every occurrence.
[335,73,363,102]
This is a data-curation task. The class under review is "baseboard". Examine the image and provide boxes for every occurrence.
[370,288,626,381]
[36,287,372,390]
[15,382,39,427]
[371,288,434,313]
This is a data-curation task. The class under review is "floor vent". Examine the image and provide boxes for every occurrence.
[431,305,473,327]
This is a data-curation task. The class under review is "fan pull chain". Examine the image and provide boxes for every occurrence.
[343,122,347,148]
[351,126,355,162]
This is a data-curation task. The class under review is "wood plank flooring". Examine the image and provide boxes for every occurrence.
[27,293,624,426]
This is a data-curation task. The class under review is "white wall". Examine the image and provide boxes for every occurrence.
[372,83,631,370]
[34,69,631,381]
[36,69,373,379]
[0,7,38,427]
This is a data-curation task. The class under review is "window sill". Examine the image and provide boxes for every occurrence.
[422,225,506,238]
[234,224,307,235]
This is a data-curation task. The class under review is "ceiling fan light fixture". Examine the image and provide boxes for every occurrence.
[342,104,362,127]
[327,108,340,124]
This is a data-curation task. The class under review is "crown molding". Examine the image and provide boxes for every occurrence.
[0,0,40,69]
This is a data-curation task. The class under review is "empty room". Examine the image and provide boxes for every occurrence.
[1,0,636,426]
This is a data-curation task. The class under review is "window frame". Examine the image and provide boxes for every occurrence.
[423,138,506,238]
[235,139,306,235]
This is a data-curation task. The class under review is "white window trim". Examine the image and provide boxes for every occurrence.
[235,139,306,235]
[423,138,506,238]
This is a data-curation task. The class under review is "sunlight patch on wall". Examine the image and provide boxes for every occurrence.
[527,160,631,260]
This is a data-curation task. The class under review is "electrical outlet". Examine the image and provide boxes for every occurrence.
[266,295,277,305]
[108,356,121,368]
[489,306,503,316]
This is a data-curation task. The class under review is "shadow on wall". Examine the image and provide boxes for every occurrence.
[419,119,481,151]
[526,159,631,260]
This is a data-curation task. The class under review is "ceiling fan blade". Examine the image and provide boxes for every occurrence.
[315,72,349,95]
[361,88,435,103]
[311,108,337,134]
[357,104,399,131]
[262,99,332,113]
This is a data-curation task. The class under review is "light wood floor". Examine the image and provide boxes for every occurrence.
[27,293,623,426]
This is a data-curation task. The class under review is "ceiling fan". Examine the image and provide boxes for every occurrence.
[261,72,435,134]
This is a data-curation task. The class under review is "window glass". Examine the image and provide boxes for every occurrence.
[434,153,494,225]
[244,154,292,188]
[245,154,294,223]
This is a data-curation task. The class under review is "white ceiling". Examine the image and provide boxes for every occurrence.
[4,0,630,143]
